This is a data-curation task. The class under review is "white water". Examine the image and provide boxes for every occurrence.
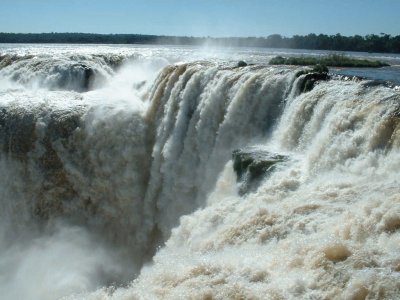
[0,45,399,299]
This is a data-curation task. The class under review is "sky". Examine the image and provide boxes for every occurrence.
[1,0,400,37]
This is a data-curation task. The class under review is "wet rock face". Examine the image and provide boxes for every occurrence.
[232,147,288,195]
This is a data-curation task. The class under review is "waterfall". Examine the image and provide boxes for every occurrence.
[0,51,399,299]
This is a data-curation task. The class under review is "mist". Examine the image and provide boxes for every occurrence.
[0,53,168,299]
[0,222,134,300]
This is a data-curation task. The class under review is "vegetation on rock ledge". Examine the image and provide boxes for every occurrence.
[269,54,389,68]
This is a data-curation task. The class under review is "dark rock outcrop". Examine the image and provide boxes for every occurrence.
[237,60,248,67]
[294,65,330,94]
[232,147,288,195]
[299,72,330,93]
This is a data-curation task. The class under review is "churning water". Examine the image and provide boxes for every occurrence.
[0,44,400,299]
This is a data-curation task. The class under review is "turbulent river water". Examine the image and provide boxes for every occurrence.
[0,44,400,300]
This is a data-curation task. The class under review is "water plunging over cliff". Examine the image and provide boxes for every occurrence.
[0,47,399,299]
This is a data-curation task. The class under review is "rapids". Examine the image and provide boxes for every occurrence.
[0,45,399,299]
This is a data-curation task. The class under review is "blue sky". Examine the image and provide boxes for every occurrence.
[1,0,399,37]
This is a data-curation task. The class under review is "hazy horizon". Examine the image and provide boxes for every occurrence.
[1,0,400,38]
[2,31,399,39]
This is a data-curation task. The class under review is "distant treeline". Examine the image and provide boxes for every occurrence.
[1,32,399,53]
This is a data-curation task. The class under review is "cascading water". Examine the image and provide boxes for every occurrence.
[0,45,399,299]
[142,63,296,241]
